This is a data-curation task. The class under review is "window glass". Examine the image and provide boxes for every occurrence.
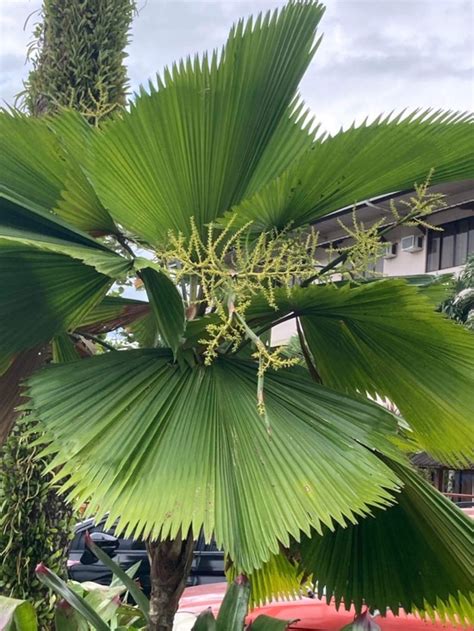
[440,224,455,269]
[426,234,440,272]
[468,218,474,255]
[427,216,474,271]
[454,220,469,266]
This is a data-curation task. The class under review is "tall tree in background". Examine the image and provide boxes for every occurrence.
[0,2,135,628]
[23,0,135,123]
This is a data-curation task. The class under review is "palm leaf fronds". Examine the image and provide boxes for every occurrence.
[230,110,474,231]
[27,351,403,573]
[248,280,474,464]
[296,459,474,625]
[88,1,325,244]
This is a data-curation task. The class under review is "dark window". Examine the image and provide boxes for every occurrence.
[469,220,474,255]
[455,220,469,266]
[426,233,440,272]
[440,223,455,269]
[426,215,474,271]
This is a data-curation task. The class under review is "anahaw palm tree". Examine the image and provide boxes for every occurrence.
[1,2,473,630]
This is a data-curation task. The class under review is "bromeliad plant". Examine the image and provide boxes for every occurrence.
[1,1,473,629]
[35,542,296,631]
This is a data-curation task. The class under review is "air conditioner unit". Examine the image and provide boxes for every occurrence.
[383,242,398,259]
[400,235,423,253]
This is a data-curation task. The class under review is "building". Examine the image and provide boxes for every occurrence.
[271,179,474,501]
[272,179,474,344]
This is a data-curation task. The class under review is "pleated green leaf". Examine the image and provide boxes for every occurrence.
[0,246,113,359]
[48,111,117,234]
[52,334,81,364]
[0,110,115,234]
[0,112,67,215]
[27,350,403,573]
[0,194,103,247]
[0,196,130,278]
[88,1,324,244]
[0,233,130,279]
[229,552,302,609]
[248,280,474,464]
[139,267,185,353]
[77,296,150,335]
[397,273,454,306]
[296,459,474,625]
[230,110,474,231]
[126,311,161,348]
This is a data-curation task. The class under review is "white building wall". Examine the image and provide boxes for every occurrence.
[270,206,472,345]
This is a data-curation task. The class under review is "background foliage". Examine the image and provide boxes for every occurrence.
[0,419,75,630]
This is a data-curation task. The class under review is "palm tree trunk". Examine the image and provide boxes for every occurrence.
[146,531,195,631]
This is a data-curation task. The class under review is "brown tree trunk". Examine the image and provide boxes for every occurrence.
[146,531,195,631]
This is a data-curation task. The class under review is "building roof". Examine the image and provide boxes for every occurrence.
[410,451,474,470]
[312,179,474,244]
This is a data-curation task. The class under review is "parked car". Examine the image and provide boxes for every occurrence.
[176,583,467,631]
[68,517,225,595]
[69,506,473,599]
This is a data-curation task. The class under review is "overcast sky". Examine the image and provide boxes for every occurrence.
[0,0,472,133]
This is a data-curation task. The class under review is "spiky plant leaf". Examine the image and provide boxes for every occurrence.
[54,601,88,631]
[192,609,217,631]
[88,1,324,243]
[216,577,250,630]
[296,458,474,626]
[229,110,474,231]
[248,280,474,464]
[85,533,149,620]
[35,564,109,631]
[249,615,297,630]
[27,350,402,573]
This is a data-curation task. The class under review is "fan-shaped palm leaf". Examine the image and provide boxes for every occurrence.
[247,280,474,464]
[0,110,115,234]
[230,110,474,231]
[295,458,474,625]
[0,193,131,364]
[0,246,114,360]
[27,350,403,573]
[88,1,324,244]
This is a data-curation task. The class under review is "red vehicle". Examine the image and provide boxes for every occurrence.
[176,506,473,630]
[177,582,467,630]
